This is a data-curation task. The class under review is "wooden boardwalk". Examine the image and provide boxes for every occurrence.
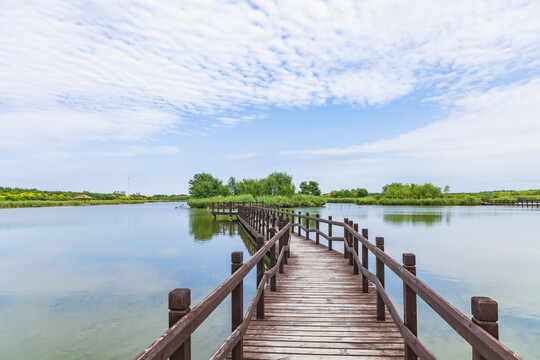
[242,231,404,359]
[135,203,522,360]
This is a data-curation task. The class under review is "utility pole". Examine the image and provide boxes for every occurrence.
[128,176,130,196]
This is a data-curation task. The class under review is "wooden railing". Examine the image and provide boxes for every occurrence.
[134,205,290,360]
[135,204,523,360]
[211,201,263,214]
[481,198,540,207]
[252,206,522,360]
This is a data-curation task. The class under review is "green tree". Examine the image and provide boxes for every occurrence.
[261,172,296,196]
[188,173,228,198]
[227,176,238,196]
[444,185,450,194]
[299,181,321,195]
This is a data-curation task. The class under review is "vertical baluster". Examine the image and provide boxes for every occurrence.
[269,228,277,291]
[256,236,265,319]
[328,216,333,250]
[306,213,310,240]
[403,253,417,360]
[353,223,359,275]
[361,228,369,293]
[376,237,385,321]
[472,297,499,360]
[315,214,320,245]
[231,252,243,360]
[169,289,191,360]
[343,218,349,258]
[278,220,285,274]
[298,211,302,237]
[348,220,354,266]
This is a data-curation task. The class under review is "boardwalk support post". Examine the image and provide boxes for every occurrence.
[256,236,265,319]
[376,237,385,321]
[328,216,333,250]
[169,288,191,360]
[403,253,418,360]
[362,228,369,293]
[472,297,499,360]
[231,252,243,360]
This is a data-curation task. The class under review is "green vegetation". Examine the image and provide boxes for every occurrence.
[299,181,321,196]
[187,172,326,208]
[328,188,368,198]
[187,194,327,209]
[149,194,189,201]
[0,199,146,209]
[0,186,189,209]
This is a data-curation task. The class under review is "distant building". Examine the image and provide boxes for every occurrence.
[113,191,126,195]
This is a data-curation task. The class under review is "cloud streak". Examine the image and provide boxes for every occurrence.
[1,0,540,157]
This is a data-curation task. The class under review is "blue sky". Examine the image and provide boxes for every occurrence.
[1,0,540,195]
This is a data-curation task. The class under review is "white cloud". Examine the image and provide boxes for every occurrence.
[283,78,540,191]
[1,0,539,156]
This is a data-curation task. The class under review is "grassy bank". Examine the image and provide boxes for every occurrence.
[187,194,327,208]
[0,199,146,209]
[354,195,482,206]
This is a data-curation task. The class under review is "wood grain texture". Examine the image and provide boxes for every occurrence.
[242,232,404,360]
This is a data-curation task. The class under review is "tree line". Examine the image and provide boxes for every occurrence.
[188,172,323,198]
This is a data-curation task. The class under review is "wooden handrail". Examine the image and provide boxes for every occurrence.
[249,205,522,360]
[137,203,522,360]
[134,209,289,360]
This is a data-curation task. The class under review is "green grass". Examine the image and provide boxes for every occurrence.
[354,196,482,206]
[0,199,146,209]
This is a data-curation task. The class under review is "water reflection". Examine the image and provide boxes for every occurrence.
[189,210,236,241]
[383,212,450,226]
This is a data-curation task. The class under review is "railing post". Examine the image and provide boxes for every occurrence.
[169,289,191,360]
[361,228,369,293]
[343,218,349,258]
[328,216,333,250]
[315,214,320,245]
[298,211,302,237]
[269,228,277,291]
[472,297,499,360]
[285,219,290,262]
[376,237,385,321]
[278,220,285,274]
[348,220,354,266]
[229,202,233,221]
[353,223,359,275]
[231,252,243,360]
[256,236,265,319]
[291,212,295,234]
[403,253,417,360]
[306,213,310,240]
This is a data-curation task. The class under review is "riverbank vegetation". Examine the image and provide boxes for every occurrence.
[0,186,187,208]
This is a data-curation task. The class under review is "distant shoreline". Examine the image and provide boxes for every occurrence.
[0,199,182,209]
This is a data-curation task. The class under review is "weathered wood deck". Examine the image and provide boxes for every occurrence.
[242,231,403,359]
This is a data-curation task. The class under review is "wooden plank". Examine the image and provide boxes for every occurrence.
[241,232,405,360]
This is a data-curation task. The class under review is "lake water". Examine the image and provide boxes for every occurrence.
[0,202,538,359]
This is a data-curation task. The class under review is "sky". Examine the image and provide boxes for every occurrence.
[1,0,540,195]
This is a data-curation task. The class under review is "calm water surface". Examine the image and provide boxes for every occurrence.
[0,202,538,359]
